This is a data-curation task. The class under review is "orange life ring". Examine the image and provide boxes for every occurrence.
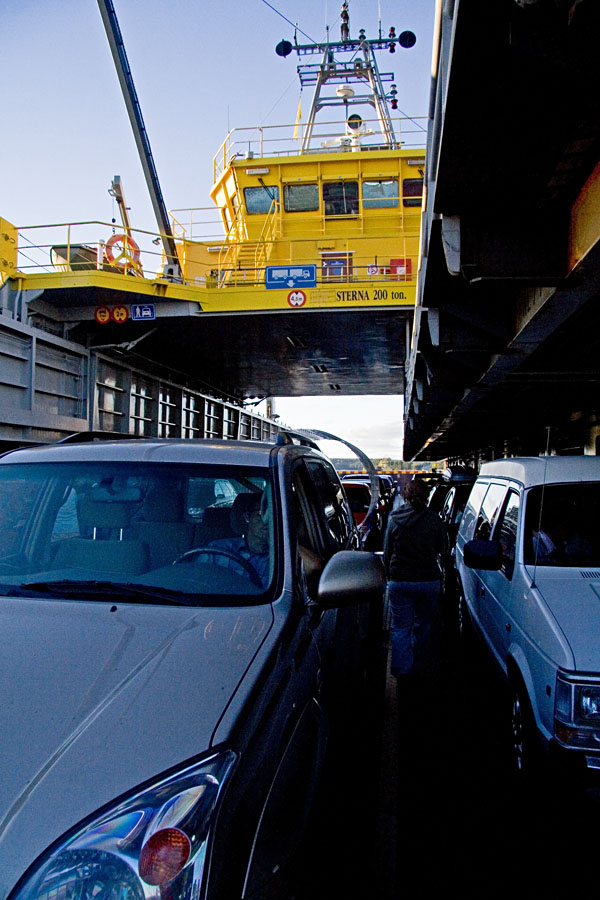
[105,233,141,266]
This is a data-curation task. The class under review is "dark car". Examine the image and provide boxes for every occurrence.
[341,475,390,549]
[427,466,475,513]
[428,467,476,610]
[438,481,478,603]
[0,436,384,900]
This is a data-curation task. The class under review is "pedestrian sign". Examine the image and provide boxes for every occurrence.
[131,304,156,321]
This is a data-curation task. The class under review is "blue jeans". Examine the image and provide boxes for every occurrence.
[387,579,441,675]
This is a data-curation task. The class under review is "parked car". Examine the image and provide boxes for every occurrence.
[427,465,476,514]
[341,476,389,549]
[429,467,477,605]
[454,456,600,781]
[438,482,478,604]
[0,435,384,900]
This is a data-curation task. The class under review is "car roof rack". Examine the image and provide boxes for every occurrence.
[275,430,322,451]
[57,431,135,444]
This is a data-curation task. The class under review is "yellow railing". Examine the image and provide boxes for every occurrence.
[213,115,427,179]
[254,198,280,270]
[13,220,168,280]
[169,207,226,242]
[11,218,419,291]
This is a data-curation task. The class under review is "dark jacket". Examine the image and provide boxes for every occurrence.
[383,501,442,582]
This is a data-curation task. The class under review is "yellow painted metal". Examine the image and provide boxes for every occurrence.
[16,269,204,303]
[570,160,600,271]
[5,129,425,315]
[9,268,415,313]
[0,217,18,284]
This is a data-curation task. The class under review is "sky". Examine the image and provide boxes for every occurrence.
[0,0,436,457]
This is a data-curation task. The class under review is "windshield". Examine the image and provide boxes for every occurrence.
[0,461,276,604]
[524,483,600,567]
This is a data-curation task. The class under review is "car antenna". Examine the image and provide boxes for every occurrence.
[532,426,552,587]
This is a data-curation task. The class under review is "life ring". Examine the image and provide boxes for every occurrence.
[105,233,141,266]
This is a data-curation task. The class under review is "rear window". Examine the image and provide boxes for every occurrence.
[345,484,371,513]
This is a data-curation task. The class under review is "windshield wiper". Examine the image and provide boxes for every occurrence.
[17,580,202,606]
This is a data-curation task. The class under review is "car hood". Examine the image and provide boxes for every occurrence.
[526,567,600,670]
[0,596,273,895]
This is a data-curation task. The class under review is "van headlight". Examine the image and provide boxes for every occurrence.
[555,673,600,749]
[12,751,236,900]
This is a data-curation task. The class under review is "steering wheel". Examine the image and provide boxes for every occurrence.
[173,546,264,588]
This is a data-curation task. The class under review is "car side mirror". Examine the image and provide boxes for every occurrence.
[464,539,503,571]
[317,550,385,608]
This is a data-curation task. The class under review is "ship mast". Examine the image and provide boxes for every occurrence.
[278,1,415,154]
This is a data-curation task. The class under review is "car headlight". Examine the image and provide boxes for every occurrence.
[555,673,600,750]
[12,750,236,900]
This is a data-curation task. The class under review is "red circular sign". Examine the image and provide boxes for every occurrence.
[287,290,306,308]
[94,306,111,324]
[111,305,129,323]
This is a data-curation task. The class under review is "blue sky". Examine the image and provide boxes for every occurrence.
[1,0,436,457]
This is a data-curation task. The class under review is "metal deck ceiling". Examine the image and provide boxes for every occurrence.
[403,0,600,461]
[52,304,409,402]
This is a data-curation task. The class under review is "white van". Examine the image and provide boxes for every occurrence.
[454,457,600,780]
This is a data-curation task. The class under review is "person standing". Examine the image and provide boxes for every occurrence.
[383,479,442,680]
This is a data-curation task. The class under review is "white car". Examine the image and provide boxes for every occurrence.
[455,456,600,780]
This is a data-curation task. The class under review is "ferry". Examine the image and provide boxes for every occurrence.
[0,1,426,446]
[1,1,424,312]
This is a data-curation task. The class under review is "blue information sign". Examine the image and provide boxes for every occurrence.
[131,304,156,321]
[265,264,316,290]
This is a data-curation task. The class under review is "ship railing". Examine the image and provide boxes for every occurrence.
[169,207,229,242]
[11,218,225,286]
[254,198,280,271]
[213,115,427,178]
[213,253,417,289]
[216,204,252,282]
[13,220,164,280]
[10,220,417,292]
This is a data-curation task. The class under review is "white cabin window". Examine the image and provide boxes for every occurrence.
[362,179,399,209]
[244,186,280,214]
[322,181,359,216]
[283,183,319,212]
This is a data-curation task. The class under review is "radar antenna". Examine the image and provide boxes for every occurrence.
[278,1,415,153]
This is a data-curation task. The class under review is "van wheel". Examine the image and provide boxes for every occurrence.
[510,680,539,778]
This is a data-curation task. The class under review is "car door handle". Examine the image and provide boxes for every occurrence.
[505,623,511,632]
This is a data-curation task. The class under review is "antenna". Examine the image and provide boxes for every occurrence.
[276,1,416,153]
[532,426,553,586]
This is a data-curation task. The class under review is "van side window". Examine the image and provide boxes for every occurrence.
[458,480,487,539]
[473,483,506,541]
[495,490,520,579]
